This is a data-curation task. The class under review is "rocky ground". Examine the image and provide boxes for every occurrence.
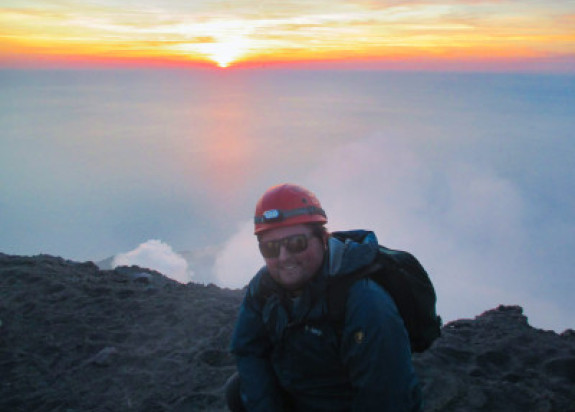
[1,253,574,411]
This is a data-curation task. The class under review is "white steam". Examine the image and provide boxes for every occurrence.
[112,239,193,284]
[306,135,532,324]
[212,133,571,331]
[213,221,262,289]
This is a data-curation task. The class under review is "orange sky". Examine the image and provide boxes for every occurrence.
[1,0,574,71]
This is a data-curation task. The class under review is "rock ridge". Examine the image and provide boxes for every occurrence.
[1,253,574,411]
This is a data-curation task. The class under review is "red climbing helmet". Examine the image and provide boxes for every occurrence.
[254,183,327,234]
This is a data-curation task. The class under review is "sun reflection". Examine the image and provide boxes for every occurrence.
[184,77,257,202]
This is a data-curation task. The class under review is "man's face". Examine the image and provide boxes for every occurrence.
[259,224,326,292]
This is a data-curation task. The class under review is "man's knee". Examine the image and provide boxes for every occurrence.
[225,373,246,412]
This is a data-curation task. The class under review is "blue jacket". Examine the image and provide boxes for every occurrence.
[230,230,422,411]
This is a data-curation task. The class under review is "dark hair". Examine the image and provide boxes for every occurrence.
[309,223,329,240]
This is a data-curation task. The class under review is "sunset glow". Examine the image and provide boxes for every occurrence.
[1,0,574,71]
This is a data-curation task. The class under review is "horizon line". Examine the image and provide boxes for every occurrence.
[1,55,574,74]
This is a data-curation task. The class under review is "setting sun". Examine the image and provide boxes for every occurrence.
[201,38,249,68]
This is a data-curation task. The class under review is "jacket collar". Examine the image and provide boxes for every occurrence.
[325,230,380,277]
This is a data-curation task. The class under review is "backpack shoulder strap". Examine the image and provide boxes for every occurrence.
[327,246,442,352]
[327,259,383,334]
[250,267,286,309]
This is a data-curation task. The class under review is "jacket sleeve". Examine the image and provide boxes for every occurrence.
[230,289,288,411]
[341,279,423,412]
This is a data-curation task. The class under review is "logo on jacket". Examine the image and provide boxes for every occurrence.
[354,330,365,344]
[304,325,323,337]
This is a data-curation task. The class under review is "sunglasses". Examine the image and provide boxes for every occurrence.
[258,233,314,258]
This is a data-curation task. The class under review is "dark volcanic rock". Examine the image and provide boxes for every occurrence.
[414,306,575,411]
[0,253,243,411]
[1,253,574,411]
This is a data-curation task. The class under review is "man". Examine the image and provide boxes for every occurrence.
[228,183,423,411]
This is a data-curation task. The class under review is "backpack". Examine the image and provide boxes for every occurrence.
[327,245,441,353]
